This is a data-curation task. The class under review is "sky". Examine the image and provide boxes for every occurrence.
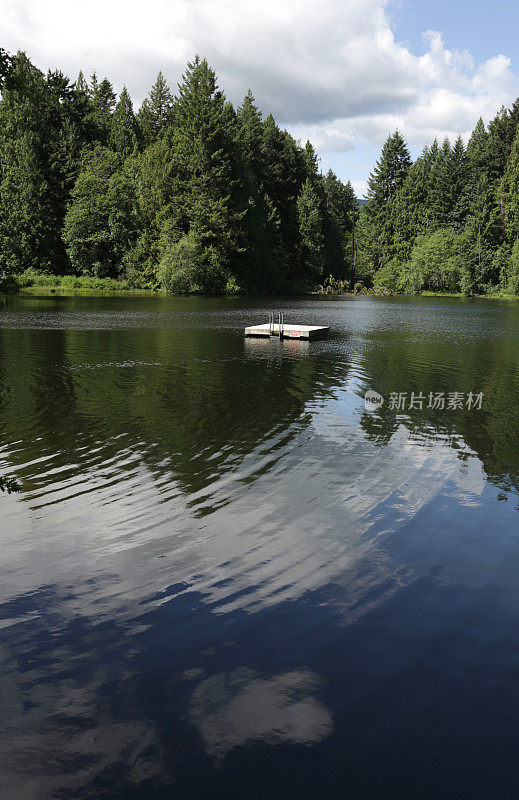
[2,0,518,196]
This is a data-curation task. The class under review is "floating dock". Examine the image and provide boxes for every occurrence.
[245,313,329,340]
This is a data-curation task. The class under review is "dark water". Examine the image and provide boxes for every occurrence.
[1,293,518,800]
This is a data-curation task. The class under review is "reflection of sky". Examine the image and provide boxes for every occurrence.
[0,394,486,625]
[189,668,333,760]
[1,296,518,797]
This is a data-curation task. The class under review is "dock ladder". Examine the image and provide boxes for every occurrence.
[268,311,284,338]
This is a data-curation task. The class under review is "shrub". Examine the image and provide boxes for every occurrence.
[401,229,463,294]
[158,233,202,294]
[321,275,350,294]
[373,260,401,291]
[11,271,132,292]
[225,276,242,295]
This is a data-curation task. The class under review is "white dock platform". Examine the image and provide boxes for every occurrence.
[244,323,330,339]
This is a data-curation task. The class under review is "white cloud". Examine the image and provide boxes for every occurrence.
[1,0,518,160]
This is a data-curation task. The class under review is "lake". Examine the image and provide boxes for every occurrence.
[1,293,518,799]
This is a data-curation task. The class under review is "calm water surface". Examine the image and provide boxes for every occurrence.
[1,294,518,799]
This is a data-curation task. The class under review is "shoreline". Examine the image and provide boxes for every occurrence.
[1,286,517,301]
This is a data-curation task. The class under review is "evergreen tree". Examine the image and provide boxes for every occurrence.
[392,150,431,261]
[463,118,500,286]
[297,178,325,281]
[236,90,263,183]
[323,170,356,278]
[62,145,121,276]
[503,126,519,242]
[448,136,469,231]
[163,56,241,292]
[364,130,411,271]
[138,71,173,146]
[110,86,138,160]
[0,53,71,273]
[88,73,116,143]
[3,49,519,296]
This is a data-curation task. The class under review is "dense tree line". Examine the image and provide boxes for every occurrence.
[358,111,519,295]
[0,50,356,293]
[3,47,519,296]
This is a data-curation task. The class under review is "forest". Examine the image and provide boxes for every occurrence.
[1,47,519,296]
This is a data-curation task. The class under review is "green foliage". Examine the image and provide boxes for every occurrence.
[373,260,402,291]
[297,178,325,280]
[0,53,75,274]
[315,275,350,294]
[138,72,173,146]
[15,269,132,291]
[0,475,21,493]
[363,131,412,272]
[158,233,203,294]
[62,145,121,276]
[225,276,243,295]
[0,47,13,87]
[355,102,519,297]
[3,50,519,296]
[399,229,463,293]
[109,87,138,160]
[506,240,519,295]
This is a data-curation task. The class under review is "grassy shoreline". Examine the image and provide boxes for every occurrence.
[1,273,518,300]
[14,287,519,300]
[18,285,157,296]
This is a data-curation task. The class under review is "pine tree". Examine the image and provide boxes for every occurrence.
[364,130,411,271]
[88,73,116,143]
[427,138,453,229]
[260,116,307,280]
[0,53,71,273]
[163,56,241,292]
[75,70,88,95]
[302,140,319,177]
[236,90,263,183]
[448,136,469,231]
[297,178,325,281]
[138,71,173,146]
[392,150,431,261]
[503,126,519,241]
[464,117,502,286]
[323,170,356,278]
[110,87,138,161]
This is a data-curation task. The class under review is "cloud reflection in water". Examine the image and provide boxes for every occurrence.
[189,668,333,761]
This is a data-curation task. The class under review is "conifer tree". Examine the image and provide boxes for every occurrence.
[88,73,116,143]
[364,130,411,271]
[236,90,263,183]
[297,178,325,280]
[449,136,469,231]
[392,151,431,261]
[138,71,173,145]
[323,170,356,277]
[164,56,241,292]
[503,127,519,241]
[110,87,138,161]
[0,53,70,273]
[62,145,121,275]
